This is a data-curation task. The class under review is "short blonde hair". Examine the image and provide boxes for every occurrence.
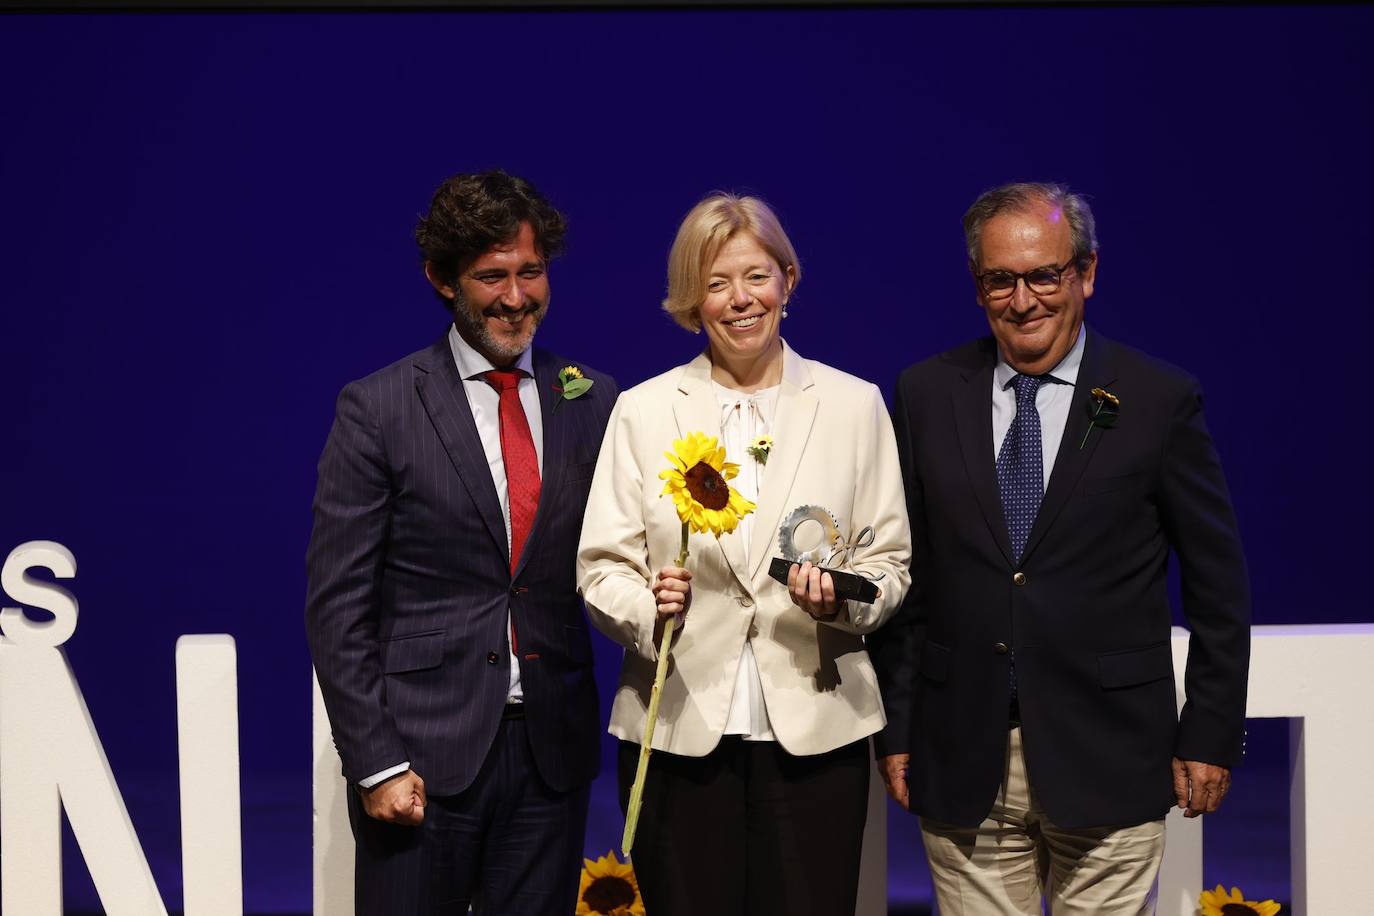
[662,193,802,332]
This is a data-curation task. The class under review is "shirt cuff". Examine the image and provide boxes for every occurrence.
[357,761,410,789]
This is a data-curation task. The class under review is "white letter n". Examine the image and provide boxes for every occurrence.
[0,540,243,915]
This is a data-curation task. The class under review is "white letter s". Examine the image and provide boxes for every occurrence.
[1,541,78,647]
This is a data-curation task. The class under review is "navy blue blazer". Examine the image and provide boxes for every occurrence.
[306,334,618,796]
[871,329,1250,829]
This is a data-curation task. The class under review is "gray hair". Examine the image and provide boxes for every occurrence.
[963,182,1098,269]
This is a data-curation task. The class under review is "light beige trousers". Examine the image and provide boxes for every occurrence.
[920,727,1165,916]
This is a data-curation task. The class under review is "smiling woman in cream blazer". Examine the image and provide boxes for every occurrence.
[577,193,911,916]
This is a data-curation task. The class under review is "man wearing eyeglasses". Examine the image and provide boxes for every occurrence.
[870,182,1250,914]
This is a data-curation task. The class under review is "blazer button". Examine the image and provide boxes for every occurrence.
[1012,572,1027,586]
[993,642,1009,654]
[737,596,754,608]
[486,652,499,665]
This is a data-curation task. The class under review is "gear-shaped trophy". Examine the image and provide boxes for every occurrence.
[768,505,881,604]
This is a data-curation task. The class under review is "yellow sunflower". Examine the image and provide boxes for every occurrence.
[1199,884,1281,916]
[659,431,756,536]
[576,851,646,916]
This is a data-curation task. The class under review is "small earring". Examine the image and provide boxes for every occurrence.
[782,304,790,319]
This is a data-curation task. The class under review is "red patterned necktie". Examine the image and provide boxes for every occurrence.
[482,369,541,575]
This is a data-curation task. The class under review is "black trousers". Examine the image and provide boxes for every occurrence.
[618,736,870,916]
[348,715,589,916]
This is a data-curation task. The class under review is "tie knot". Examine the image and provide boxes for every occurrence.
[1012,374,1044,404]
[482,369,525,393]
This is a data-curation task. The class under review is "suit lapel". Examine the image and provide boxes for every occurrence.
[747,341,817,580]
[1020,329,1116,564]
[413,336,508,557]
[516,350,567,579]
[672,352,752,586]
[952,342,1015,566]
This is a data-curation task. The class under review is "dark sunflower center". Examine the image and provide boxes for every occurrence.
[684,461,729,510]
[583,875,637,912]
[1221,906,1259,915]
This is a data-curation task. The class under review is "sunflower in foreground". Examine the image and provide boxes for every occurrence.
[1200,884,1281,916]
[659,431,756,537]
[576,851,646,916]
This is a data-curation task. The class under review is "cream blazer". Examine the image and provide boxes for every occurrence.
[576,341,911,757]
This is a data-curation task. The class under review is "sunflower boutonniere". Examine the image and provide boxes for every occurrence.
[552,365,594,411]
[1079,386,1120,449]
[746,434,774,465]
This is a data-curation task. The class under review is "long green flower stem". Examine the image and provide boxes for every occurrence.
[622,523,690,856]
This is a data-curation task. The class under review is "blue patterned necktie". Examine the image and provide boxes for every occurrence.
[998,373,1044,714]
[997,373,1046,564]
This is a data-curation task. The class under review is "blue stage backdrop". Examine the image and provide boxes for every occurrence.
[2,5,1371,913]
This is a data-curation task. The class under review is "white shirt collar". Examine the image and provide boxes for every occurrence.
[448,323,536,380]
[994,323,1086,390]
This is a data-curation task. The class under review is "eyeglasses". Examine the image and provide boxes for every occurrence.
[976,256,1082,300]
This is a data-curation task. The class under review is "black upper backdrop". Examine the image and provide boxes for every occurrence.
[2,5,1369,910]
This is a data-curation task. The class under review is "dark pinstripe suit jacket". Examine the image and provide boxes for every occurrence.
[306,334,618,796]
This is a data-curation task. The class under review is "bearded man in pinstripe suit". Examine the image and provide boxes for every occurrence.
[306,170,617,915]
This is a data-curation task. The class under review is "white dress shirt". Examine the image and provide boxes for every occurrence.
[713,380,779,742]
[357,326,543,789]
[992,325,1086,485]
[448,323,543,704]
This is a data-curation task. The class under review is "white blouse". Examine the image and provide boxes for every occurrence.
[712,380,780,741]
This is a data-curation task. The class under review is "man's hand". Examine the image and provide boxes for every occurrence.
[788,561,841,621]
[878,753,911,810]
[1172,757,1230,818]
[360,769,426,825]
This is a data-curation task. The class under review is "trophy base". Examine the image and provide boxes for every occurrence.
[768,557,880,605]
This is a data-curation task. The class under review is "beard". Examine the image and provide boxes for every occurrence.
[450,288,548,366]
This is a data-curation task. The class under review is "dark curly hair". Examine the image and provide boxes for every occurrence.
[415,170,567,301]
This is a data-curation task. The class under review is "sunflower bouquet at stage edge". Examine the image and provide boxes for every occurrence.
[620,431,756,856]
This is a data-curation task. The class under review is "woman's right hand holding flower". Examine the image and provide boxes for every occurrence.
[651,566,692,634]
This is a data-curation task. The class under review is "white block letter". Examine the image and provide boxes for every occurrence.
[1,540,78,647]
[177,634,244,916]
